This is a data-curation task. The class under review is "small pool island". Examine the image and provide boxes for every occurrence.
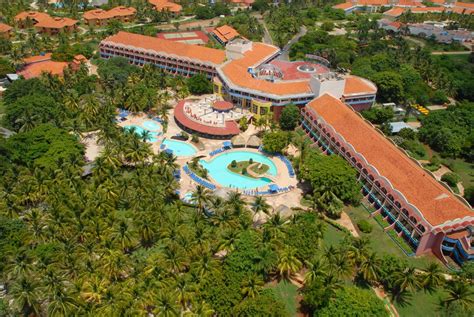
[227,159,270,179]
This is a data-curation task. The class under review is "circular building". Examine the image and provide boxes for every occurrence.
[212,100,233,112]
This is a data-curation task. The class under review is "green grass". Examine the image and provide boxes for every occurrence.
[324,223,348,247]
[345,205,439,269]
[270,280,298,316]
[227,161,269,178]
[442,158,474,188]
[386,230,414,255]
[394,289,446,317]
[0,100,5,116]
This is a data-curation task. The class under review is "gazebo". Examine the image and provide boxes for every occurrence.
[247,135,262,148]
[231,134,246,148]
[212,100,233,112]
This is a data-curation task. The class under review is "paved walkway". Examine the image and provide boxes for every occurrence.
[335,212,360,237]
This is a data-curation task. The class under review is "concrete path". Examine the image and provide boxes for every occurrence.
[335,211,360,237]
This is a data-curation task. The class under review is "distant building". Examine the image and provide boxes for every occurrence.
[17,53,88,79]
[156,30,210,45]
[15,11,77,35]
[226,0,255,9]
[100,32,377,120]
[333,0,474,14]
[83,6,136,26]
[0,23,13,39]
[210,25,240,45]
[148,0,182,15]
[301,93,473,265]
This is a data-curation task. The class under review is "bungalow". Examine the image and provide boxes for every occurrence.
[210,25,240,45]
[15,11,77,35]
[0,23,13,39]
[83,6,136,26]
[148,0,182,15]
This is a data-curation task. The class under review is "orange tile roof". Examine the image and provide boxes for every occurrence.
[15,11,77,29]
[220,43,313,96]
[102,31,225,65]
[308,94,472,227]
[34,16,77,29]
[344,76,377,96]
[149,0,182,13]
[23,53,53,64]
[384,7,406,16]
[355,0,390,5]
[451,6,474,13]
[83,6,136,21]
[0,23,12,33]
[18,60,68,79]
[410,6,445,12]
[455,1,474,9]
[211,25,240,43]
[15,11,50,23]
[333,2,357,9]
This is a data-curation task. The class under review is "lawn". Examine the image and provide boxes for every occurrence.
[270,280,298,316]
[0,100,5,116]
[345,205,440,269]
[227,161,269,178]
[323,223,347,247]
[394,288,446,317]
[443,158,474,188]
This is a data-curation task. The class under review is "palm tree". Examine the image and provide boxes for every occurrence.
[440,280,474,311]
[191,185,212,214]
[9,276,41,316]
[47,286,78,316]
[358,251,381,285]
[153,291,180,317]
[276,246,302,281]
[241,274,264,298]
[251,196,271,216]
[393,266,421,294]
[421,263,445,292]
[304,256,329,284]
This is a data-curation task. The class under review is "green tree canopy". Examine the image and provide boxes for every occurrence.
[317,286,388,317]
[2,124,84,170]
[301,150,361,204]
[262,131,288,154]
[187,74,213,95]
[279,104,301,131]
[233,289,287,316]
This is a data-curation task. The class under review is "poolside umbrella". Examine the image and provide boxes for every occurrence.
[231,135,245,147]
[119,111,128,118]
[165,149,174,155]
[247,135,262,148]
[223,141,232,148]
[269,184,279,192]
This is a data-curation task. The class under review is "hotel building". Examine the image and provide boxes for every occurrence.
[99,32,377,120]
[301,94,473,265]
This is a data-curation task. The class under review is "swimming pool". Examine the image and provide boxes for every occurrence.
[199,151,277,189]
[123,125,159,142]
[162,139,198,157]
[142,120,162,131]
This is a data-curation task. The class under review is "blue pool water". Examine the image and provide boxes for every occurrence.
[162,139,198,157]
[123,125,159,142]
[199,151,277,189]
[142,120,162,131]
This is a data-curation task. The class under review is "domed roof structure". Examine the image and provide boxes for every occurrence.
[212,100,233,112]
[255,63,283,82]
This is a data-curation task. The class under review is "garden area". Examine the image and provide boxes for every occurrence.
[227,159,269,178]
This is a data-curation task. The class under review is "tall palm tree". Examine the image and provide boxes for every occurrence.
[241,274,264,298]
[393,266,421,294]
[421,263,445,292]
[440,280,474,311]
[276,246,302,281]
[191,185,212,214]
[251,196,271,216]
[153,291,180,317]
[304,256,329,284]
[9,277,41,316]
[358,251,381,285]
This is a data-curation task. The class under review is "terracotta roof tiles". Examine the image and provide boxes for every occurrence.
[84,6,136,21]
[0,23,13,33]
[343,76,377,96]
[211,25,240,43]
[102,31,225,65]
[307,94,472,227]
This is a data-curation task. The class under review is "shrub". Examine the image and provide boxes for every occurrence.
[242,168,247,175]
[464,186,474,206]
[441,172,461,187]
[191,134,199,143]
[231,160,237,168]
[181,132,189,140]
[357,220,373,233]
[249,158,253,164]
